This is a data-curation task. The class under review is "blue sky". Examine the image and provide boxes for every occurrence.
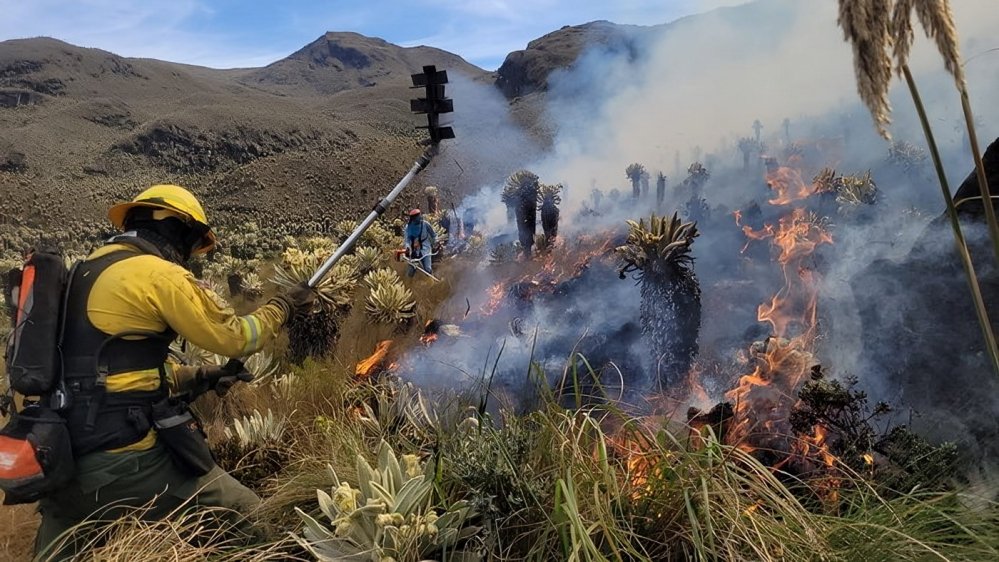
[0,1,746,70]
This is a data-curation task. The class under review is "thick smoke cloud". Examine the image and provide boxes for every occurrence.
[407,0,999,454]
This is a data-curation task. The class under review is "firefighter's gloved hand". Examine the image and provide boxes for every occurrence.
[271,281,318,322]
[285,281,317,315]
[214,369,253,397]
[196,364,254,397]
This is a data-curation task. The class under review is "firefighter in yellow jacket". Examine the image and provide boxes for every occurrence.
[34,185,315,560]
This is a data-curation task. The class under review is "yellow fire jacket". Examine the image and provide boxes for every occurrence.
[81,243,287,452]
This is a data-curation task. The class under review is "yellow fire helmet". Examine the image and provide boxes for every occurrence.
[108,184,217,254]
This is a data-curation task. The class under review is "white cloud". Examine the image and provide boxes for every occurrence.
[0,0,797,69]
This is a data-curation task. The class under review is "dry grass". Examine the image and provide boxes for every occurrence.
[4,296,999,562]
[38,505,305,562]
[0,499,39,562]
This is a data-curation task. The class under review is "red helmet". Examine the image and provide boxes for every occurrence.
[408,208,422,216]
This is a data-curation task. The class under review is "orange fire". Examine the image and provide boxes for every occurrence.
[355,340,394,379]
[772,209,833,266]
[608,434,655,497]
[686,363,711,410]
[757,209,830,343]
[725,337,819,449]
[766,165,814,206]
[420,319,440,346]
[726,160,835,466]
[733,209,775,253]
[796,424,841,504]
[478,236,616,317]
[480,281,509,316]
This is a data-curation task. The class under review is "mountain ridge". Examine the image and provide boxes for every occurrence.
[0,20,663,231]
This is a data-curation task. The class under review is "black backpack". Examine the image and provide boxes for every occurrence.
[0,249,75,504]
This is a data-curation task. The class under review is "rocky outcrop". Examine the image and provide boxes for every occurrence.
[495,21,644,98]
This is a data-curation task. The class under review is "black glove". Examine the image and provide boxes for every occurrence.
[197,359,253,397]
[287,281,316,309]
[271,281,318,321]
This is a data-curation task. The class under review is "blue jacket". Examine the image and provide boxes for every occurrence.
[405,219,436,256]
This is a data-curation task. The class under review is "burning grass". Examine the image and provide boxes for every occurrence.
[188,367,999,561]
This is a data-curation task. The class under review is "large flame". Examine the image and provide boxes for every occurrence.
[725,160,836,470]
[757,208,831,341]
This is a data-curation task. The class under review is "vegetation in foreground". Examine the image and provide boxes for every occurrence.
[29,356,999,562]
[0,212,995,561]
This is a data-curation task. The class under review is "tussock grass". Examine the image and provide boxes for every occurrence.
[37,505,304,562]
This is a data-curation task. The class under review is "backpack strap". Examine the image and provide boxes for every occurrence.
[47,260,81,411]
[59,244,176,455]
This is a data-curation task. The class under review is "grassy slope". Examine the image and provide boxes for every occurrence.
[0,36,486,235]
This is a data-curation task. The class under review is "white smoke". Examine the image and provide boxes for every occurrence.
[413,0,999,441]
[535,0,999,221]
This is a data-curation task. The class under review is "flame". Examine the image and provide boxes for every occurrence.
[726,160,835,463]
[743,223,775,242]
[757,209,831,343]
[766,165,814,206]
[420,319,440,346]
[480,281,509,316]
[801,425,836,468]
[725,337,819,449]
[795,424,841,504]
[355,340,394,379]
[687,364,710,409]
[772,209,833,266]
[478,236,616,317]
[740,223,775,254]
[608,435,654,497]
[733,209,775,253]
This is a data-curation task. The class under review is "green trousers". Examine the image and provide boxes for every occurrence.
[34,444,260,561]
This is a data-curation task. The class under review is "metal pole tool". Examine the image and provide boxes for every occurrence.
[308,65,455,289]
